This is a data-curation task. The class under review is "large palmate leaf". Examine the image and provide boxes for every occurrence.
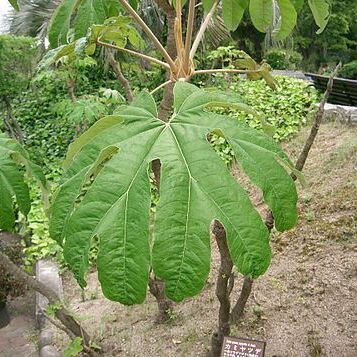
[50,82,298,305]
[0,133,47,231]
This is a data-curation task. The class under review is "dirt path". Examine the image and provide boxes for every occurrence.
[61,122,356,356]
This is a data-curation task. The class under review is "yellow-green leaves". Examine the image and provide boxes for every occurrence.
[50,83,298,305]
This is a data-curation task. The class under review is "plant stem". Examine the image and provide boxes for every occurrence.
[106,51,134,102]
[97,39,170,69]
[174,0,185,58]
[189,0,218,60]
[230,276,253,323]
[210,220,233,356]
[148,276,174,323]
[295,62,342,172]
[184,0,196,70]
[117,0,177,72]
[193,68,263,76]
[150,80,173,95]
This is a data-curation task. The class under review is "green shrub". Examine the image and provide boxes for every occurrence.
[207,75,318,142]
[338,60,357,79]
[265,49,303,70]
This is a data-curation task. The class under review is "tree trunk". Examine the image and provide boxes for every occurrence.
[230,276,253,324]
[0,250,92,348]
[210,220,233,356]
[294,63,341,173]
[2,95,24,143]
[67,79,77,102]
[0,300,10,329]
[107,51,134,103]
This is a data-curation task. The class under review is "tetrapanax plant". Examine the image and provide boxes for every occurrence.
[50,82,298,303]
[8,0,331,354]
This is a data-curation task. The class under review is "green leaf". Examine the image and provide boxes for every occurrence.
[8,0,19,11]
[74,0,107,39]
[0,168,16,231]
[274,0,297,40]
[0,133,47,229]
[308,0,330,34]
[222,0,248,31]
[63,337,83,357]
[202,0,215,12]
[48,0,78,47]
[51,83,298,304]
[249,0,273,32]
[0,160,30,216]
[64,115,122,168]
[291,0,305,12]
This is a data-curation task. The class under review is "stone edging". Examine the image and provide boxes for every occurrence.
[36,259,63,357]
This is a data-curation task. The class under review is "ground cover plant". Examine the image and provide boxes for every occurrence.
[2,0,332,355]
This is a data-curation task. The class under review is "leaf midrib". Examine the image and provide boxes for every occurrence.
[168,125,193,297]
[169,125,258,282]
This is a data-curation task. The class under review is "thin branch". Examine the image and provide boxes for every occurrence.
[106,50,134,102]
[193,68,264,75]
[190,0,218,60]
[295,62,342,172]
[230,276,253,324]
[97,39,170,69]
[42,309,76,339]
[117,0,176,71]
[184,0,196,70]
[150,80,173,95]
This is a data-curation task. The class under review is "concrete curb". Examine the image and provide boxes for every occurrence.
[36,259,63,357]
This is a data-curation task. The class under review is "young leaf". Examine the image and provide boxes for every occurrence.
[51,83,298,304]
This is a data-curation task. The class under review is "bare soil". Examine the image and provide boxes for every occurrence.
[61,122,357,357]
